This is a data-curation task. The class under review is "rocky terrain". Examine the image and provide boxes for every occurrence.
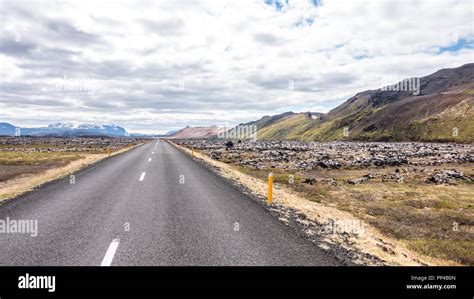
[0,136,146,152]
[173,139,474,265]
[173,139,473,171]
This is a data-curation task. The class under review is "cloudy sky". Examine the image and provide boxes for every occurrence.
[0,0,473,134]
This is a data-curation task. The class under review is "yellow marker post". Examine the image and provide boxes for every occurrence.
[107,147,111,157]
[268,172,273,205]
[192,148,195,157]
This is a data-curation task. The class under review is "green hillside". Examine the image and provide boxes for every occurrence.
[257,64,474,143]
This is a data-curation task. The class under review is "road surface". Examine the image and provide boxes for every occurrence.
[0,140,341,266]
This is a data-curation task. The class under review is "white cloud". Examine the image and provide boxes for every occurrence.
[0,0,473,133]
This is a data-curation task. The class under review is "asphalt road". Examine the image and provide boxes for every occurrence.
[0,140,341,266]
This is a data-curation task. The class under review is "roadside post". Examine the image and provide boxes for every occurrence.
[192,148,195,157]
[268,172,273,205]
[107,147,111,157]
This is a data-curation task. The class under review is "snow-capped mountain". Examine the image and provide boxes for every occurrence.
[45,122,127,136]
[1,122,128,137]
[48,122,79,129]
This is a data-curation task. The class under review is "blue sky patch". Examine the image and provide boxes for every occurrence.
[437,38,474,53]
[263,0,288,11]
[264,0,321,11]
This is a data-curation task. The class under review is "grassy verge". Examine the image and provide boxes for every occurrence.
[234,165,474,265]
[0,151,85,182]
[0,143,140,201]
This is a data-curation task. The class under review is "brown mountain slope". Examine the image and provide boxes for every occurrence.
[329,63,474,119]
[168,125,225,139]
[258,63,474,142]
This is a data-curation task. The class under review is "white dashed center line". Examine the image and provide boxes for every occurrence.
[139,172,146,181]
[101,239,120,266]
[148,158,152,162]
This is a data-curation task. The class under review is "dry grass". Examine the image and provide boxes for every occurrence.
[0,151,84,182]
[236,165,474,265]
[0,144,141,201]
[171,141,465,266]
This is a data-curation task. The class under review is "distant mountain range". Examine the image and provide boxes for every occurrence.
[0,123,17,136]
[0,122,179,137]
[0,122,130,137]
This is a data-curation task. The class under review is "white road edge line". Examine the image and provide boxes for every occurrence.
[148,158,152,162]
[152,151,155,154]
[139,172,146,181]
[101,239,120,266]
